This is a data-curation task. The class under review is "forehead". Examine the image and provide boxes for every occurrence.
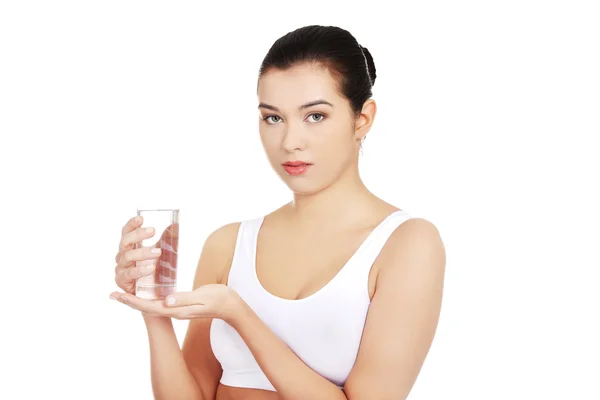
[257,63,343,108]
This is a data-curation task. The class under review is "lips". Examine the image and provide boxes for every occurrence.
[282,161,312,176]
[282,161,311,167]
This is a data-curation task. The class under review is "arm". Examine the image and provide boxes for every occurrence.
[138,223,347,399]
[226,218,444,400]
[344,218,446,399]
[230,303,349,400]
[144,223,239,400]
[180,222,240,399]
[144,316,203,399]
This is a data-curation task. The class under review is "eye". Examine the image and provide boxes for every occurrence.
[307,113,326,123]
[262,113,326,125]
[262,115,282,125]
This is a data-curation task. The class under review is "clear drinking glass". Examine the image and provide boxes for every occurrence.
[135,209,180,300]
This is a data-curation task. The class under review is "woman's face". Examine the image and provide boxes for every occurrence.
[257,63,373,195]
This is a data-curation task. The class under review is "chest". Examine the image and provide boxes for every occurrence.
[212,279,372,388]
[255,228,380,301]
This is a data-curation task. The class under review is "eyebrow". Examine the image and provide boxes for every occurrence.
[258,99,334,112]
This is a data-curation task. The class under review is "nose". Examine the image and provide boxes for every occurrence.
[281,123,306,153]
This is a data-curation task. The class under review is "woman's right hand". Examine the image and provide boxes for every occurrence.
[114,216,162,294]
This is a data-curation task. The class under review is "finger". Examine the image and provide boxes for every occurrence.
[119,226,155,253]
[115,293,168,315]
[121,215,143,236]
[117,216,146,258]
[115,253,155,274]
[117,263,156,282]
[114,251,161,290]
[117,247,162,269]
[109,292,123,300]
[164,291,197,307]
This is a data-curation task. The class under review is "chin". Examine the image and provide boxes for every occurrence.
[279,176,323,196]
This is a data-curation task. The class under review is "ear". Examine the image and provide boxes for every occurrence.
[354,99,377,143]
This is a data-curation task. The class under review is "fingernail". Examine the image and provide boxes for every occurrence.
[151,248,161,254]
[110,294,117,300]
[145,264,156,271]
[145,227,154,234]
[166,297,176,305]
[135,216,142,223]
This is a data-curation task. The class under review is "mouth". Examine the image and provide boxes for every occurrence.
[281,161,312,175]
[282,162,312,167]
[281,163,312,168]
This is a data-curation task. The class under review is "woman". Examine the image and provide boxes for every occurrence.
[111,25,446,400]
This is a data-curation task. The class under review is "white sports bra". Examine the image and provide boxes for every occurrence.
[209,210,413,391]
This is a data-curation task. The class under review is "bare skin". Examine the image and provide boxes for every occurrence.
[112,62,446,399]
[206,201,405,400]
[186,63,443,399]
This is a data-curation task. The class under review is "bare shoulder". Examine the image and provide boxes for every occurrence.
[397,216,442,239]
[344,217,446,398]
[204,221,242,252]
[193,221,242,288]
[378,217,446,282]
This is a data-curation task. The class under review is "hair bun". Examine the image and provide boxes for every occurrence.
[360,45,377,86]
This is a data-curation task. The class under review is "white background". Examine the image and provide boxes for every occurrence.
[1,1,599,399]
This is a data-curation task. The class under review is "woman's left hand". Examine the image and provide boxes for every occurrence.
[110,284,242,322]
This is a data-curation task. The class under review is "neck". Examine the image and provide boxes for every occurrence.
[285,160,376,227]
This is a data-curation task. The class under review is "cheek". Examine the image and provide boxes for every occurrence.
[259,129,276,149]
[314,127,354,159]
[259,131,282,166]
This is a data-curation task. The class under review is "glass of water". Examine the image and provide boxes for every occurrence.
[135,208,180,300]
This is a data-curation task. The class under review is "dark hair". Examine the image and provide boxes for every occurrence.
[257,25,377,118]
